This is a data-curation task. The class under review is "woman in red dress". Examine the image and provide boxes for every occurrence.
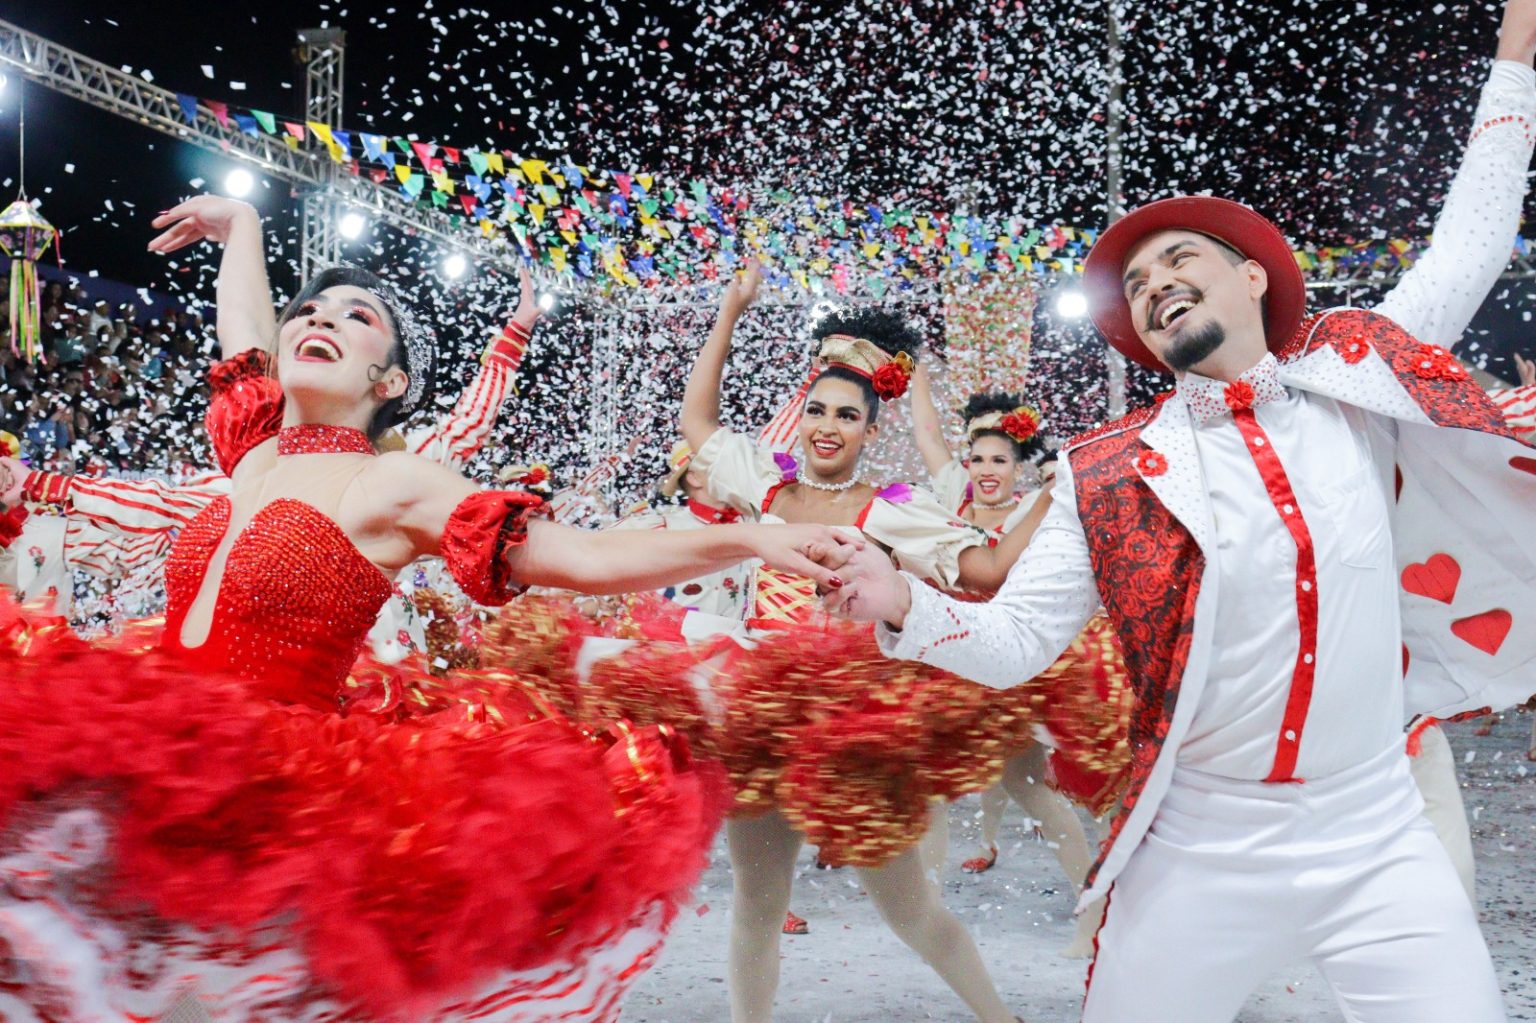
[0,197,848,1023]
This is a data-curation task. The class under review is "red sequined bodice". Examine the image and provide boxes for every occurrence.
[163,496,393,708]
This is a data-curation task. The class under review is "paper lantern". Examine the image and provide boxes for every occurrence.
[0,199,60,363]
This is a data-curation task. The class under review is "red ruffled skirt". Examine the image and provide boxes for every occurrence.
[0,597,726,1022]
[477,599,1133,868]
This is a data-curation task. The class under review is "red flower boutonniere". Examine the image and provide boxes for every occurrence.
[1135,450,1168,477]
[1223,380,1255,411]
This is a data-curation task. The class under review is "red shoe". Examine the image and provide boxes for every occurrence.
[782,911,809,935]
[962,844,999,874]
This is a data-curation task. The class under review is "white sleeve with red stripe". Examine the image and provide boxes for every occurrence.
[1489,383,1536,436]
[64,519,175,579]
[65,475,228,537]
[406,341,520,470]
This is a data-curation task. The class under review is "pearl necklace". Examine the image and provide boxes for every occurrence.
[978,495,1020,512]
[795,471,860,493]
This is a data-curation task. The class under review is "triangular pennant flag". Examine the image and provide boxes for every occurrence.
[368,168,388,184]
[204,100,230,128]
[332,129,351,155]
[251,109,276,134]
[233,113,259,136]
[467,150,490,176]
[487,152,505,175]
[176,93,200,124]
[520,159,548,184]
[393,136,414,156]
[394,164,412,184]
[283,122,306,142]
[411,140,436,167]
[442,147,460,163]
[458,194,477,215]
[360,133,386,160]
[431,189,448,208]
[306,122,335,146]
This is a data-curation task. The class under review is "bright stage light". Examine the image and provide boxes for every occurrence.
[443,253,469,280]
[1055,289,1088,319]
[338,211,367,240]
[537,292,555,312]
[224,168,254,198]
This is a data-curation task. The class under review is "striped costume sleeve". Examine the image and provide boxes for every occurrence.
[64,475,226,536]
[406,322,529,470]
[1489,384,1536,438]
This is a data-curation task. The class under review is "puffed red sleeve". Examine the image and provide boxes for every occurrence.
[440,490,551,606]
[205,349,284,475]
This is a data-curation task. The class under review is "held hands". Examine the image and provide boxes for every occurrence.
[1496,0,1536,66]
[818,542,914,628]
[747,522,861,592]
[720,260,764,320]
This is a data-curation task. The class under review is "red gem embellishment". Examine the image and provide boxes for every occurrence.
[276,424,375,456]
[1135,450,1168,477]
[1337,334,1372,364]
[1223,380,1256,411]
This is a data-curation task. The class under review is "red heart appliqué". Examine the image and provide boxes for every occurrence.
[1511,456,1536,476]
[1450,609,1512,657]
[1400,553,1461,605]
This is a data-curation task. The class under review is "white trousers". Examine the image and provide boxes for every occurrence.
[1083,745,1504,1023]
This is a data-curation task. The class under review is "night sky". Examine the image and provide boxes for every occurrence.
[0,0,1532,407]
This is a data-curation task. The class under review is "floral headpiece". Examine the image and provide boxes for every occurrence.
[816,333,915,400]
[967,405,1043,445]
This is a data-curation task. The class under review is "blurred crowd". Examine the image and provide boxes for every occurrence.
[0,277,212,475]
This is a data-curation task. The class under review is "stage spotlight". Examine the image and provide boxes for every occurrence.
[443,253,469,280]
[338,211,367,240]
[537,292,556,313]
[224,168,254,198]
[1055,289,1088,319]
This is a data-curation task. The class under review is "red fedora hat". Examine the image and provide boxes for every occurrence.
[1082,196,1307,372]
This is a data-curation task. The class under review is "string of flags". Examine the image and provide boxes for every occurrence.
[174,90,1522,294]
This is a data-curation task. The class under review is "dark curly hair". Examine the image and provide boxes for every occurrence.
[960,391,1046,463]
[808,307,924,424]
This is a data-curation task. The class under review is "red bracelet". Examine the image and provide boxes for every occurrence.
[23,470,73,505]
